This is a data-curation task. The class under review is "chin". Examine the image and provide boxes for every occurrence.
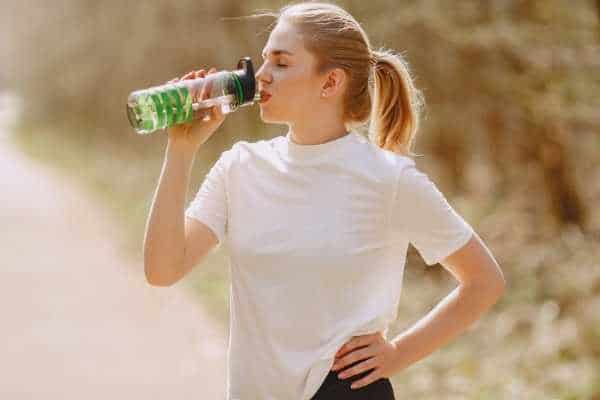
[259,108,289,124]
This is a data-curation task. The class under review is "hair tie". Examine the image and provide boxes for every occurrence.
[369,52,378,66]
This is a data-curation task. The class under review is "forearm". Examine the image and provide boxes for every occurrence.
[390,283,503,372]
[143,140,196,285]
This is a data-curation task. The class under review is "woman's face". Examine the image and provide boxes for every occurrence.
[255,20,326,124]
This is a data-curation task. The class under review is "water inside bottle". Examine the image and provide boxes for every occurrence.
[193,94,236,114]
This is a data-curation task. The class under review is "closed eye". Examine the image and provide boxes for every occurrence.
[259,60,287,68]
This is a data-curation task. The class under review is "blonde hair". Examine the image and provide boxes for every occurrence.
[246,1,425,157]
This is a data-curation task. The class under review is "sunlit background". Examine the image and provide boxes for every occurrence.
[1,1,599,399]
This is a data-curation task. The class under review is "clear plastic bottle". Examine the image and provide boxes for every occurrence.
[126,57,260,134]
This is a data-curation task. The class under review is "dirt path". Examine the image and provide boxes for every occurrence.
[0,94,228,399]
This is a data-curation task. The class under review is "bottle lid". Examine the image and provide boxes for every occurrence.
[233,57,256,105]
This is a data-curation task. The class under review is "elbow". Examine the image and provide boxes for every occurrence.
[490,279,506,302]
[492,265,507,298]
[478,259,507,300]
[146,276,173,287]
[144,262,177,287]
[483,274,507,303]
[143,246,183,287]
[463,270,507,303]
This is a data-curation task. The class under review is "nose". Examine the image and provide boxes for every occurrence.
[255,62,271,85]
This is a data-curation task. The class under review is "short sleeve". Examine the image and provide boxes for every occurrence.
[392,160,474,266]
[185,147,234,249]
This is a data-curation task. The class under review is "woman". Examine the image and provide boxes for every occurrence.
[143,2,506,399]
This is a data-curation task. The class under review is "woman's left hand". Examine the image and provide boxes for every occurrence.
[331,331,401,389]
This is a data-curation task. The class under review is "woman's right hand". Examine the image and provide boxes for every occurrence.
[165,68,226,152]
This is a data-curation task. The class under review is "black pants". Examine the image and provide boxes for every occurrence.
[310,358,396,399]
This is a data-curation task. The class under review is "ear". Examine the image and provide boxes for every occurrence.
[320,67,346,98]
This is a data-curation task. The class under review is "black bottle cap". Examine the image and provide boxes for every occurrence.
[233,57,256,105]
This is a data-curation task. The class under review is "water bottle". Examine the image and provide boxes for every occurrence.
[126,57,260,134]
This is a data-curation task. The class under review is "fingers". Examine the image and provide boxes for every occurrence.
[336,339,363,359]
[332,346,373,371]
[197,70,209,100]
[336,332,384,359]
[190,69,205,103]
[336,357,377,381]
[182,70,200,80]
[166,67,223,122]
[212,103,224,120]
[348,368,381,390]
[197,68,219,122]
[207,67,223,121]
[168,66,215,84]
[202,68,217,99]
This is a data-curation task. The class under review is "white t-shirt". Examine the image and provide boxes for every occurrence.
[185,130,474,400]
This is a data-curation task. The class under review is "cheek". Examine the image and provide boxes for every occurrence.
[285,89,317,112]
[278,69,318,104]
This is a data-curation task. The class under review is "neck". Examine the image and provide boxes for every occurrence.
[286,113,349,146]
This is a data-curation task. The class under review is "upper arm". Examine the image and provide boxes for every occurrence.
[181,146,235,280]
[180,216,219,278]
[392,160,475,267]
[440,231,506,293]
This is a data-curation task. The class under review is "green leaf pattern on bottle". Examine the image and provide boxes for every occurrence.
[129,86,194,134]
[150,93,166,128]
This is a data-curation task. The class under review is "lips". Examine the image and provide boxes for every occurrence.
[259,90,272,104]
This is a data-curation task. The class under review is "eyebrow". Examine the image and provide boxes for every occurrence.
[261,49,294,59]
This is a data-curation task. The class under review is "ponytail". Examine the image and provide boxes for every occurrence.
[369,48,425,157]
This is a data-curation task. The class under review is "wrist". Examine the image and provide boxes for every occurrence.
[390,335,412,371]
[166,138,198,161]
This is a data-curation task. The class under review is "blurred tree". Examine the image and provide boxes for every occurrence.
[597,0,600,37]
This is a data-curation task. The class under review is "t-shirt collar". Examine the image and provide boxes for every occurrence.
[280,130,358,163]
